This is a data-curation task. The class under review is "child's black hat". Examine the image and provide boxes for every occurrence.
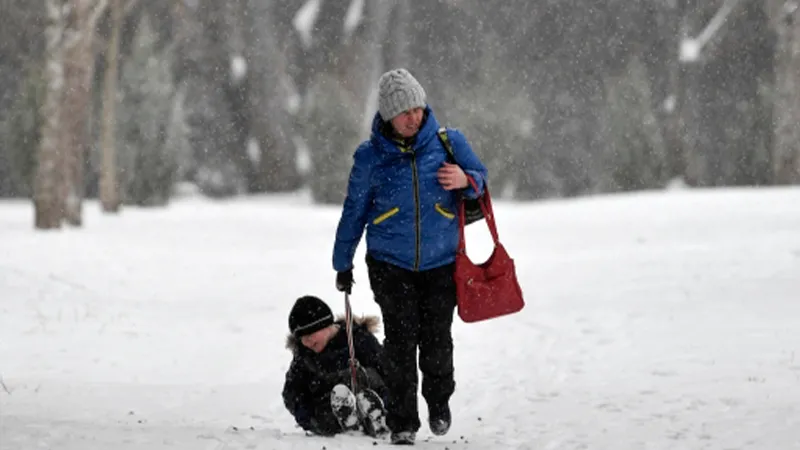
[289,295,334,337]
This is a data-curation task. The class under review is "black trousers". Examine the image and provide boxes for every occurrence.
[366,254,457,433]
[308,394,341,436]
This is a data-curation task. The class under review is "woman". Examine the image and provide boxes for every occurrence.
[332,68,488,445]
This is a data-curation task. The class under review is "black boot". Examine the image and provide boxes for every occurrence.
[330,384,359,431]
[356,388,389,437]
[428,402,451,436]
[390,431,416,445]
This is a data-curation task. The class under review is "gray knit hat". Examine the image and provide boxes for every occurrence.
[378,68,427,121]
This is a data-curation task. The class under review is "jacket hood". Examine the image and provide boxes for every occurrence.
[285,314,381,354]
[369,105,440,153]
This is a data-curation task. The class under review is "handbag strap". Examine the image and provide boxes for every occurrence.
[458,175,500,253]
[437,127,456,162]
[439,127,500,251]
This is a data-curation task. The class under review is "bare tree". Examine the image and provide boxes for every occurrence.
[33,0,107,229]
[679,0,772,187]
[34,0,68,229]
[241,0,301,192]
[61,0,107,225]
[770,0,800,183]
[662,0,690,181]
[99,0,122,212]
[304,0,386,204]
[0,0,45,198]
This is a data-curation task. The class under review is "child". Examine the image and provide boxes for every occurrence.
[282,295,389,437]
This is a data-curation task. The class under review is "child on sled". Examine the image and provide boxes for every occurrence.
[282,295,389,437]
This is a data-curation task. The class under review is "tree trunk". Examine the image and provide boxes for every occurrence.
[61,0,104,226]
[772,1,800,184]
[33,0,67,229]
[663,0,689,181]
[100,0,121,212]
[242,0,301,192]
[305,0,382,204]
[679,0,714,187]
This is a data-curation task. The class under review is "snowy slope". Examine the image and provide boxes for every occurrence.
[1,187,800,450]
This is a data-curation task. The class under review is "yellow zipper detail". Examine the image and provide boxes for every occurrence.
[372,207,400,225]
[435,203,455,219]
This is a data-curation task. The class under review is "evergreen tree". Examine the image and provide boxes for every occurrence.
[117,15,179,206]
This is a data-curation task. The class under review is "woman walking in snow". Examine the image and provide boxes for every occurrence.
[332,68,489,445]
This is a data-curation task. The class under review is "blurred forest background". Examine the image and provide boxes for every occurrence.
[0,0,798,229]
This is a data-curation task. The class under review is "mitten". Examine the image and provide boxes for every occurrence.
[336,270,354,294]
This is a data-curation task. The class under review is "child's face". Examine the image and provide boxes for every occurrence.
[301,327,330,353]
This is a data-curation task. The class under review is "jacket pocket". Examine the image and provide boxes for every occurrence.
[372,207,400,225]
[434,203,455,220]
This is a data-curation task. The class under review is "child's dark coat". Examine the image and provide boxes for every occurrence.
[282,315,387,435]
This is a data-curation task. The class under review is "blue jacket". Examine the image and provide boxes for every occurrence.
[333,106,488,272]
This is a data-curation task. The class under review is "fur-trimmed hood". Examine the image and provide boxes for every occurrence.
[285,315,381,354]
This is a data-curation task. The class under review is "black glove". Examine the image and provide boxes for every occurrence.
[336,270,354,294]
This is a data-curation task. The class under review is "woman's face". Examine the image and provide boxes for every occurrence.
[390,107,424,138]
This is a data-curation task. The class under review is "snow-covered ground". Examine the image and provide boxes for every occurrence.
[2,187,800,450]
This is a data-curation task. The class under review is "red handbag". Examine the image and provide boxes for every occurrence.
[454,177,525,323]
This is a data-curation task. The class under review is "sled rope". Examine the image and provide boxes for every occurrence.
[0,375,10,395]
[344,292,358,395]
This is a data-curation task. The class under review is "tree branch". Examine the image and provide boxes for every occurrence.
[696,0,740,48]
[89,0,109,27]
[124,0,141,15]
[681,0,740,61]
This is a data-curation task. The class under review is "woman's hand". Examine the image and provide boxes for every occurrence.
[437,162,468,190]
